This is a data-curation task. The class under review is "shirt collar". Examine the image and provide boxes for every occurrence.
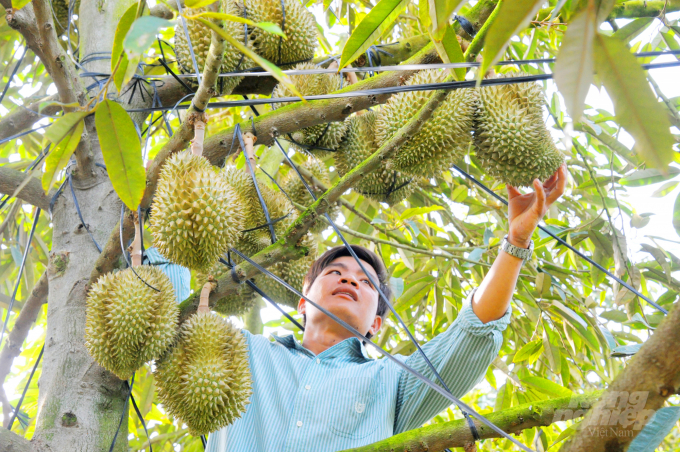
[271,334,371,361]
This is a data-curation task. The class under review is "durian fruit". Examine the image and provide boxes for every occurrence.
[52,0,80,32]
[335,111,416,205]
[375,69,477,178]
[271,62,347,155]
[281,156,339,233]
[254,234,317,308]
[474,72,564,187]
[221,165,295,256]
[241,0,317,67]
[85,266,179,380]
[195,263,258,316]
[150,151,243,272]
[154,312,251,436]
[174,0,247,94]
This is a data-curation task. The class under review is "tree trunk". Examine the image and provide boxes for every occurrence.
[30,1,135,450]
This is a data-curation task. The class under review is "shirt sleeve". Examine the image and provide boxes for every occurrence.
[143,246,191,303]
[392,287,512,434]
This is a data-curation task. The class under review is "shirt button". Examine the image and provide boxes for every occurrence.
[355,402,365,413]
[316,358,320,364]
[296,421,303,427]
[305,385,311,390]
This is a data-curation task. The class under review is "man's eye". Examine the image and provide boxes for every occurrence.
[329,270,340,275]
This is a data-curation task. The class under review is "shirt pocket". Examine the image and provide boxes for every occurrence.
[328,376,380,440]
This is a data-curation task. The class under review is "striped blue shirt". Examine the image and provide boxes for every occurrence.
[206,288,512,452]
[142,247,191,302]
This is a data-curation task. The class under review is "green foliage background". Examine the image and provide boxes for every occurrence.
[1,0,680,450]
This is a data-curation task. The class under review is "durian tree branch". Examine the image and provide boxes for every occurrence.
[537,0,680,21]
[0,272,48,427]
[178,75,454,322]
[88,21,228,285]
[462,0,503,62]
[559,300,680,451]
[7,0,94,177]
[0,167,53,211]
[573,122,640,166]
[0,94,60,143]
[0,428,33,452]
[340,391,602,452]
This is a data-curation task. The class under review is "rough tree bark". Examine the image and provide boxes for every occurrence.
[559,301,680,451]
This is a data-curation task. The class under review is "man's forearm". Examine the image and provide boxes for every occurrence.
[471,234,527,324]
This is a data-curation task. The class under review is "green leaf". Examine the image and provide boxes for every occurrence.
[45,111,90,145]
[480,0,544,78]
[553,6,596,122]
[610,343,642,357]
[194,17,305,100]
[431,24,466,81]
[513,339,543,364]
[552,300,588,329]
[428,0,465,40]
[399,206,444,221]
[112,3,139,79]
[674,190,680,237]
[619,168,680,186]
[185,0,221,7]
[124,16,174,56]
[389,277,404,299]
[42,121,84,193]
[339,0,409,69]
[394,277,435,309]
[191,12,286,37]
[612,17,654,43]
[594,34,675,170]
[10,0,32,9]
[522,376,573,398]
[95,100,146,210]
[651,180,678,198]
[627,407,680,452]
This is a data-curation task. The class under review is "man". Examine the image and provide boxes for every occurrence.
[206,164,568,451]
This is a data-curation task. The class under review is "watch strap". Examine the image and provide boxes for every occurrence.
[500,235,533,262]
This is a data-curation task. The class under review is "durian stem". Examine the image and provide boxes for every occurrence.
[130,217,142,267]
[243,132,257,166]
[191,120,206,157]
[197,282,213,314]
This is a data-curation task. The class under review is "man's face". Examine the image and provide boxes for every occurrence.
[299,256,382,337]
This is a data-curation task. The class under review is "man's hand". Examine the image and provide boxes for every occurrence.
[506,163,569,248]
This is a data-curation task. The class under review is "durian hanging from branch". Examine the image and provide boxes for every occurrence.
[271,62,348,156]
[335,110,416,205]
[154,282,252,436]
[474,72,565,187]
[150,114,243,271]
[85,214,179,380]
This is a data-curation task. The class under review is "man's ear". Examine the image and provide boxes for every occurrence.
[368,315,382,336]
[297,297,306,315]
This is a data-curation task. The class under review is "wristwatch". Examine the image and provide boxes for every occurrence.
[500,235,534,263]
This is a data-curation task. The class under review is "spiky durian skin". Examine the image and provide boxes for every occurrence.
[254,235,317,308]
[272,63,347,155]
[155,312,252,436]
[281,156,338,233]
[195,264,258,316]
[474,73,564,187]
[85,266,178,380]
[174,0,246,94]
[150,152,242,272]
[221,166,295,256]
[375,70,477,178]
[242,0,317,67]
[335,111,415,205]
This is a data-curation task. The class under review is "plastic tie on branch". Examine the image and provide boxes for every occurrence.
[119,205,160,292]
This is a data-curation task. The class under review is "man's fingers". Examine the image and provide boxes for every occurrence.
[547,164,568,205]
[507,184,522,199]
[533,178,546,214]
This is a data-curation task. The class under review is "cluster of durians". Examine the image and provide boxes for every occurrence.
[269,67,565,206]
[175,0,318,94]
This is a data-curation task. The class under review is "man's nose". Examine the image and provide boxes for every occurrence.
[340,277,358,287]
